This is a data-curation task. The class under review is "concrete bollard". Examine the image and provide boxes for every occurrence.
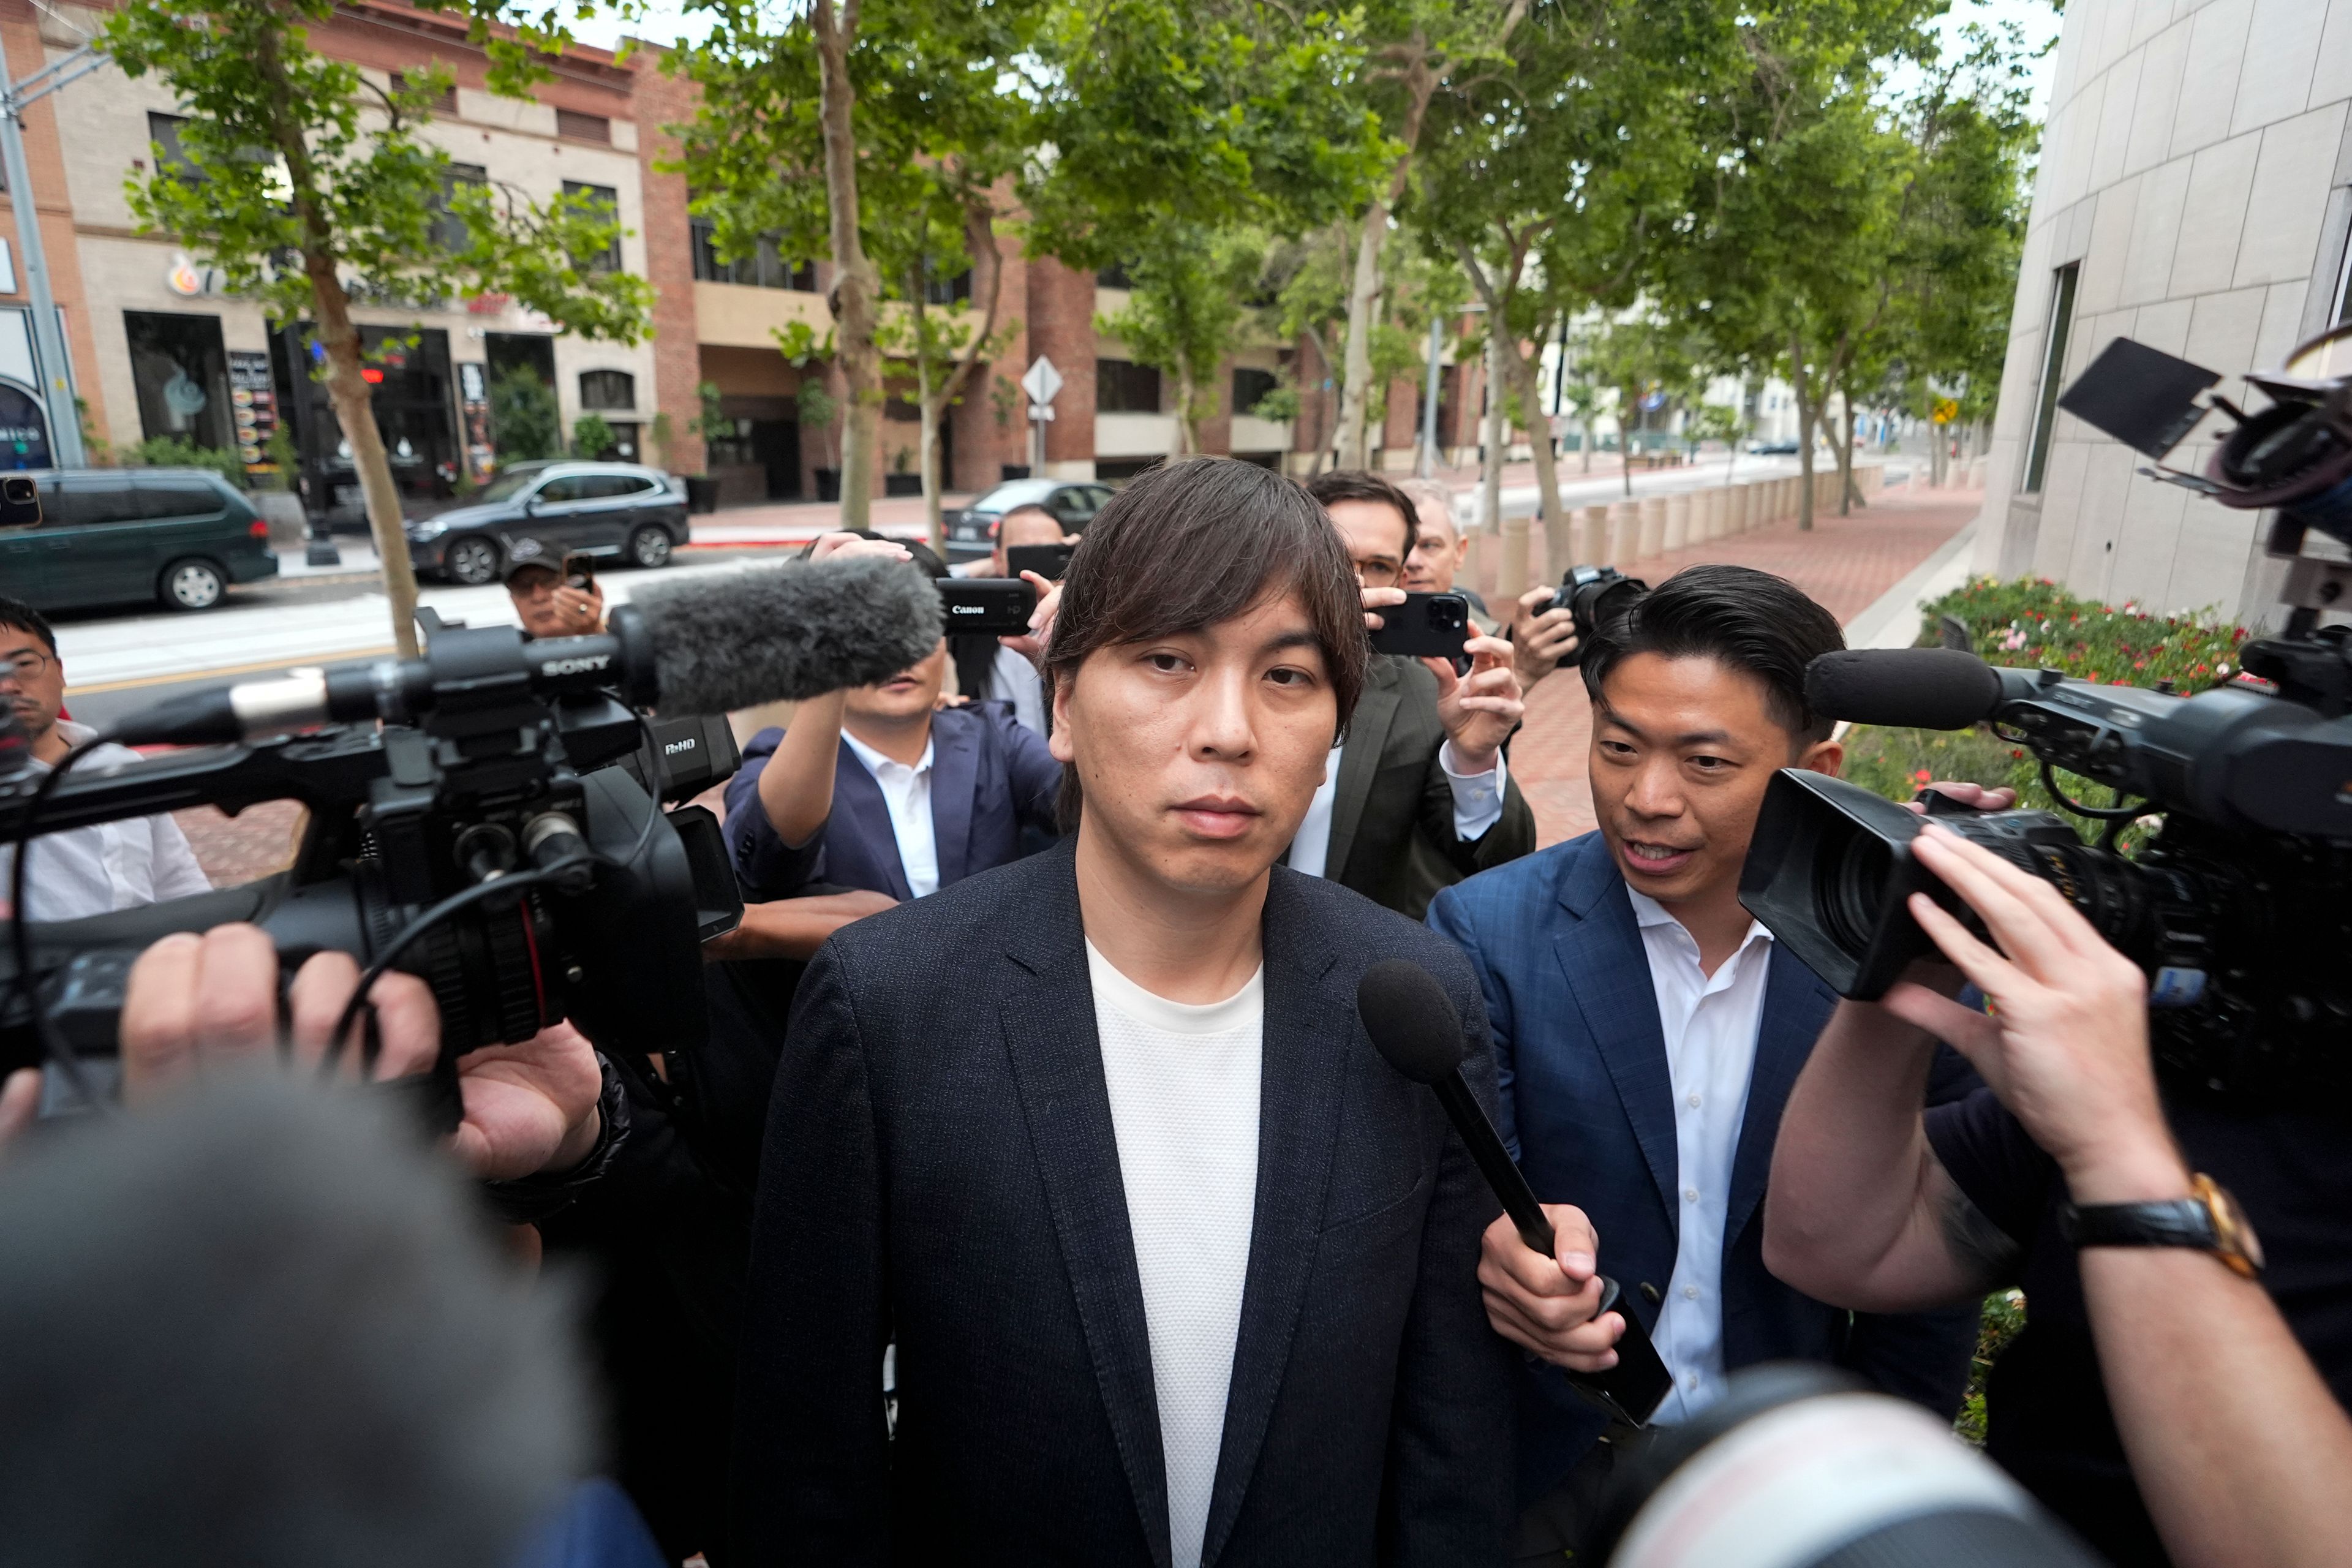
[1500,512,1531,603]
[1698,488,1721,541]
[1637,495,1667,558]
[1608,499,1640,563]
[1580,503,1610,565]
[1664,491,1691,552]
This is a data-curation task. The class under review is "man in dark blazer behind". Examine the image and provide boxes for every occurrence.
[1299,470,1536,920]
[1428,566,1979,1559]
[734,458,1515,1566]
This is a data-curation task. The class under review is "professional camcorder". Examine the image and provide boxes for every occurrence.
[1,555,941,1114]
[1741,325,2352,1106]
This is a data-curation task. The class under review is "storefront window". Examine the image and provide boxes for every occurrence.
[126,310,233,451]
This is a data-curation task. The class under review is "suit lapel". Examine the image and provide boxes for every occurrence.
[1723,944,1836,1253]
[1551,843,1679,1225]
[831,744,913,901]
[998,846,1172,1568]
[1325,657,1401,876]
[929,714,979,888]
[1200,869,1343,1568]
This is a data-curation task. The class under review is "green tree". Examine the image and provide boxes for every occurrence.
[102,0,651,654]
[675,0,1044,541]
[489,366,562,462]
[571,412,617,459]
[1096,224,1270,456]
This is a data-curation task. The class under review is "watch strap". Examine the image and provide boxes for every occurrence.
[2058,1195,2217,1251]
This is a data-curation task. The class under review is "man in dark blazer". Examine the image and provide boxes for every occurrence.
[1300,470,1536,920]
[733,458,1516,1566]
[1427,565,1979,1559]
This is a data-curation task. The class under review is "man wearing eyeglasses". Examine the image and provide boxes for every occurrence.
[0,596,211,921]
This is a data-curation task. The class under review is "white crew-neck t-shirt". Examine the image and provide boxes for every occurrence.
[1085,941,1264,1568]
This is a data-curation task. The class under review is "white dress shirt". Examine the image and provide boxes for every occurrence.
[839,729,939,898]
[988,643,1049,736]
[1286,739,1506,879]
[0,721,213,921]
[1087,941,1262,1568]
[1625,886,1774,1423]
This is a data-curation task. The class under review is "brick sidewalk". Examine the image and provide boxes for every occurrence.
[1505,481,1980,846]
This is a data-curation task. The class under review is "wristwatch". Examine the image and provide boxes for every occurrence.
[2058,1174,2265,1279]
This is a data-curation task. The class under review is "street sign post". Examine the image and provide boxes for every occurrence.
[1021,357,1062,473]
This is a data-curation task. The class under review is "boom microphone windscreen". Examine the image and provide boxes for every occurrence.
[628,554,944,715]
[1804,648,2004,731]
[1359,959,1472,1084]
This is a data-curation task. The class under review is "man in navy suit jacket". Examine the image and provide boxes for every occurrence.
[723,537,1060,905]
[1427,565,1978,1558]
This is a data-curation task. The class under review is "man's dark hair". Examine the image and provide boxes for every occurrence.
[1304,469,1415,559]
[0,594,55,654]
[1044,457,1366,832]
[0,1075,590,1568]
[1580,564,1845,744]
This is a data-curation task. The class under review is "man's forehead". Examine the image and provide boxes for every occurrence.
[1597,652,1782,736]
[1413,502,1457,543]
[1136,589,1322,653]
[0,625,47,655]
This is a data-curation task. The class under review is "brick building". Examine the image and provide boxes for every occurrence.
[16,0,1499,513]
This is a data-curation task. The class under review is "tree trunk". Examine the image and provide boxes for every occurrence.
[813,0,880,531]
[918,200,1006,551]
[912,276,942,554]
[1790,333,1816,532]
[1831,383,1860,516]
[1580,413,1593,472]
[1479,324,1506,549]
[1334,205,1384,470]
[250,17,420,655]
[1510,327,1566,586]
[1619,384,1638,497]
[1175,357,1199,456]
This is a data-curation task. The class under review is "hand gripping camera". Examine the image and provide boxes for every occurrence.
[1740,324,2352,1107]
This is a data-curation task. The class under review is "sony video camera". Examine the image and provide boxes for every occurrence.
[1740,325,2352,1106]
[1,608,742,1115]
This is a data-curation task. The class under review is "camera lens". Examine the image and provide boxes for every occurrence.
[1818,831,1891,957]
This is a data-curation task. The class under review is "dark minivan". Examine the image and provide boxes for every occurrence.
[0,469,279,613]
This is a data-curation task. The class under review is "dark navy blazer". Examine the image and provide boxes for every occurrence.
[1427,830,1981,1504]
[722,699,1060,901]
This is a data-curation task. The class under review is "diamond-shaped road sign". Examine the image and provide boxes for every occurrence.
[1020,356,1063,407]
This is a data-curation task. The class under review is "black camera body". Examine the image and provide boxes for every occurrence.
[0,611,743,1096]
[1368,591,1471,660]
[937,577,1036,636]
[1548,565,1647,668]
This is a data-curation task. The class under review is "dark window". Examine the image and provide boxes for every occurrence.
[1095,359,1161,415]
[1232,367,1278,416]
[148,112,198,182]
[578,369,636,410]
[432,162,486,253]
[125,311,233,451]
[538,475,592,503]
[1046,487,1099,524]
[134,475,228,519]
[390,73,458,115]
[562,181,622,273]
[688,219,814,289]
[922,263,971,306]
[2021,263,2079,495]
[1096,263,1133,289]
[554,108,611,143]
[578,474,643,499]
[40,473,138,527]
[884,396,922,423]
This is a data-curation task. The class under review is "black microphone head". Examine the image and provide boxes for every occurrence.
[627,555,944,714]
[1357,959,1467,1084]
[1804,647,2003,731]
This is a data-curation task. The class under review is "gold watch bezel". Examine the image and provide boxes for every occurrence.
[2193,1174,2264,1278]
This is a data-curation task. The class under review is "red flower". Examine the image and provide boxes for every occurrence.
[1912,769,1932,785]
[2133,659,2146,669]
[2010,748,2024,759]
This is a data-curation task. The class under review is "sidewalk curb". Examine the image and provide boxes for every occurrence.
[1842,515,1980,652]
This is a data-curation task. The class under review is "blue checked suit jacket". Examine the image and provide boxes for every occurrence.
[1427,831,1981,1506]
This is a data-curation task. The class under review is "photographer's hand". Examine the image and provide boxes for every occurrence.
[998,570,1061,668]
[0,1067,36,1147]
[1883,825,2183,1200]
[807,531,913,565]
[115,924,602,1182]
[1362,584,1406,632]
[1510,585,1577,691]
[1428,635,1523,772]
[1478,1205,1623,1371]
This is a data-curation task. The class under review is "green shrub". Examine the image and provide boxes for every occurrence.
[571,412,617,461]
[489,366,562,461]
[124,435,247,491]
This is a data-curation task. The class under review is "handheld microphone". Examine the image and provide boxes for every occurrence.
[1357,959,1673,1426]
[1803,647,2030,730]
[107,554,944,747]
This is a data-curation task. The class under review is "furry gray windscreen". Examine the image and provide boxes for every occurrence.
[630,554,944,714]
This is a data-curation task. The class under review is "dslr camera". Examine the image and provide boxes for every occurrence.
[1545,564,1648,668]
[1741,326,2352,1105]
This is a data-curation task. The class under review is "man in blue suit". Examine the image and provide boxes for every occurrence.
[724,537,1061,907]
[1427,564,1979,1560]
